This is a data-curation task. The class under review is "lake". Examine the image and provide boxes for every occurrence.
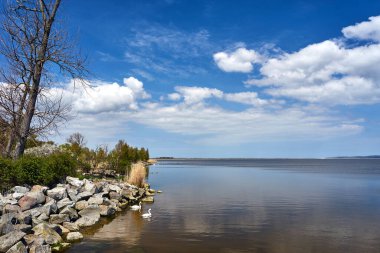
[67,158,380,253]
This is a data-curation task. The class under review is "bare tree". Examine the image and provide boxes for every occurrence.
[67,132,86,147]
[0,0,87,158]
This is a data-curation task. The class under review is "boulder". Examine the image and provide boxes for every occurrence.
[76,191,92,201]
[11,193,24,201]
[66,189,78,202]
[109,192,122,201]
[0,230,26,252]
[66,232,83,242]
[38,213,49,221]
[108,185,121,193]
[141,197,154,203]
[23,234,44,246]
[87,196,103,205]
[3,205,21,214]
[30,185,49,194]
[10,186,29,194]
[18,191,46,211]
[49,214,70,224]
[75,205,100,228]
[4,241,26,253]
[66,177,84,188]
[59,207,78,221]
[81,180,97,194]
[32,223,62,245]
[74,201,88,211]
[46,187,67,201]
[62,222,78,232]
[41,200,58,216]
[57,225,69,236]
[56,198,73,210]
[99,205,116,217]
[13,224,32,234]
[29,245,51,253]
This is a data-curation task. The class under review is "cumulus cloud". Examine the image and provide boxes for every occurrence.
[243,15,380,106]
[55,77,149,114]
[342,16,380,42]
[213,48,263,73]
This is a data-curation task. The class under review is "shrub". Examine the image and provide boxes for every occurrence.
[0,151,77,190]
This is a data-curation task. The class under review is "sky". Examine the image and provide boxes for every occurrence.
[47,0,380,158]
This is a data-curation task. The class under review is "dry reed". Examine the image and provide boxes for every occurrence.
[127,162,146,187]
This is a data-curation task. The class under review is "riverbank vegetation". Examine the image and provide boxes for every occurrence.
[0,132,150,191]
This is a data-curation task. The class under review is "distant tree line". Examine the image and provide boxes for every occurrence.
[62,133,149,175]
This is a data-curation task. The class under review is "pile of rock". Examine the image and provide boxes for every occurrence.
[0,177,153,253]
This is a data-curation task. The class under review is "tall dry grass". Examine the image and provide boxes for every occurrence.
[127,162,146,187]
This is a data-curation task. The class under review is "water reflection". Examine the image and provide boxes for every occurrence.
[68,159,380,253]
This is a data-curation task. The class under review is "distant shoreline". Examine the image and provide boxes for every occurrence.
[155,156,380,160]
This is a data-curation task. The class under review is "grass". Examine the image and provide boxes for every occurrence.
[127,162,146,187]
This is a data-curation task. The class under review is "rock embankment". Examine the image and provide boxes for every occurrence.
[0,177,154,253]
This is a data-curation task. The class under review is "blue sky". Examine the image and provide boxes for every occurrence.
[49,0,380,158]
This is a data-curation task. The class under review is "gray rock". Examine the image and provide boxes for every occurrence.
[46,187,67,201]
[108,185,121,193]
[59,207,78,221]
[109,192,122,201]
[87,196,103,205]
[30,185,49,194]
[49,214,70,224]
[75,205,100,228]
[99,205,116,217]
[81,180,97,194]
[5,241,26,253]
[10,186,29,194]
[18,191,45,211]
[11,193,24,201]
[31,217,45,227]
[3,205,21,214]
[62,222,79,232]
[41,200,58,216]
[66,189,78,202]
[141,196,154,203]
[23,234,44,246]
[17,212,32,225]
[74,201,88,211]
[66,232,83,242]
[0,230,26,252]
[37,213,49,221]
[56,198,73,210]
[29,245,51,253]
[32,223,62,245]
[76,191,92,201]
[66,177,84,188]
[13,224,32,233]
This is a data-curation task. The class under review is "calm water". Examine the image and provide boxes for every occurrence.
[68,159,380,253]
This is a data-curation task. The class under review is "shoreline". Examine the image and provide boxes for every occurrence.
[0,175,156,252]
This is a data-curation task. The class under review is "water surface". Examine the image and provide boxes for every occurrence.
[68,159,380,253]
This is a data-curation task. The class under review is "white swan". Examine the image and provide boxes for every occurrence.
[141,208,152,218]
[130,202,141,211]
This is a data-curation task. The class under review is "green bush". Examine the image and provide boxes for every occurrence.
[0,152,77,191]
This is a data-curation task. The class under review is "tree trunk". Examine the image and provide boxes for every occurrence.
[13,0,61,158]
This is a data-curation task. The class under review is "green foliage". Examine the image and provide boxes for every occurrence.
[0,152,77,190]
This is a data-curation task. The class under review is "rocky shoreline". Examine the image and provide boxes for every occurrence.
[0,176,156,253]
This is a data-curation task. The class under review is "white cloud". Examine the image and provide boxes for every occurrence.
[342,16,380,42]
[167,93,181,101]
[224,92,270,106]
[213,48,263,73]
[243,15,380,105]
[174,86,223,104]
[55,77,149,114]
